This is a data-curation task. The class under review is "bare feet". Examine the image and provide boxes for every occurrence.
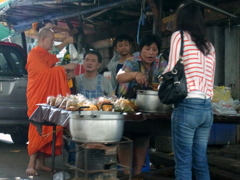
[26,167,39,176]
[36,164,52,172]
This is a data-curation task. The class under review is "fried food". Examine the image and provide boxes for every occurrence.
[81,104,99,111]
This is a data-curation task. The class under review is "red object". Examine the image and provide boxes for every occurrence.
[75,64,85,75]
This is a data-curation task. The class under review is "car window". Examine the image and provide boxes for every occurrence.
[0,45,27,76]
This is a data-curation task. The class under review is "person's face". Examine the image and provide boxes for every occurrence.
[44,22,54,29]
[83,53,100,72]
[140,43,159,64]
[115,40,131,56]
[43,32,54,50]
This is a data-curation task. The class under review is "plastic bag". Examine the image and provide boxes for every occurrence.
[53,171,70,180]
[212,100,237,115]
[69,44,78,60]
[212,86,232,102]
[211,86,238,115]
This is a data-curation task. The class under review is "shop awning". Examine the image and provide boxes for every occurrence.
[0,0,9,8]
[0,23,13,40]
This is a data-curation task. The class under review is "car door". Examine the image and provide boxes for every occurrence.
[0,42,28,126]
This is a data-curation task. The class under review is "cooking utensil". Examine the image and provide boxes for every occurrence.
[69,106,124,142]
[136,90,172,113]
[148,83,159,91]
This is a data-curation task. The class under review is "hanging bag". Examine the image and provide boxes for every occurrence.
[158,31,187,105]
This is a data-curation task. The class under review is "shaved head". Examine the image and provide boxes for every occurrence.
[38,27,54,50]
[38,27,54,40]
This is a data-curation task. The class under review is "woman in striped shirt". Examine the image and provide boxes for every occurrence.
[162,2,216,180]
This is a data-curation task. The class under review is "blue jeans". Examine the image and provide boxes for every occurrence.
[64,140,76,164]
[172,98,213,180]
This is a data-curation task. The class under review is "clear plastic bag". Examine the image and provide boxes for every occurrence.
[53,171,70,180]
[69,44,78,60]
[212,86,238,115]
[212,100,237,115]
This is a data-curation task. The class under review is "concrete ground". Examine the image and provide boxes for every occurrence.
[0,133,66,180]
[1,133,240,180]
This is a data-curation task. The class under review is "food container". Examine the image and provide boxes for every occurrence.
[135,90,172,113]
[69,109,124,142]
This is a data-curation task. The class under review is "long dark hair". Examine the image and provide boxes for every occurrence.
[173,2,211,55]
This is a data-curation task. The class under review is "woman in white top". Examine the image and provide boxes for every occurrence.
[162,2,216,180]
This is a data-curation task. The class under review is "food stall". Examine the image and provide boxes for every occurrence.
[28,86,240,179]
[29,94,144,180]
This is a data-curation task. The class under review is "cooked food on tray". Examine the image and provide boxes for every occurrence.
[46,94,138,112]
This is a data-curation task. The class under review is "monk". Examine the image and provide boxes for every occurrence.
[25,27,77,176]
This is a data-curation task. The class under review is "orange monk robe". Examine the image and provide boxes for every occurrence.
[26,46,70,156]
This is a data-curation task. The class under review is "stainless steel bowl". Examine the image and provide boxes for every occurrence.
[69,111,124,142]
[136,90,172,113]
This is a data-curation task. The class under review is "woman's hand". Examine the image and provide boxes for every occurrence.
[65,37,74,44]
[117,70,147,86]
[135,72,148,86]
[56,37,74,51]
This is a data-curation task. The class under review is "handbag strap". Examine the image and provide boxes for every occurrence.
[173,31,184,83]
[179,30,184,57]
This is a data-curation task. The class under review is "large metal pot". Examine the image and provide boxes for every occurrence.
[69,110,124,142]
[135,90,172,113]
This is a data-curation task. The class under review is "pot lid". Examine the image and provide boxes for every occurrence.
[70,110,124,120]
[137,90,158,95]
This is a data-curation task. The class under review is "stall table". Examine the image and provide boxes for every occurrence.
[29,104,144,180]
[214,114,240,124]
[29,105,240,179]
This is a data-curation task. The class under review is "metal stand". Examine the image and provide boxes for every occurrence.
[51,125,56,180]
[62,136,132,180]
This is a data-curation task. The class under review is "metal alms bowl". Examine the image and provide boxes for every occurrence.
[135,90,172,113]
[69,110,124,142]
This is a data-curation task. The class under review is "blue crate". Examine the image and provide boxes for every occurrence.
[208,123,237,145]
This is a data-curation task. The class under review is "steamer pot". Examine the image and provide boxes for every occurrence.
[136,90,172,113]
[69,110,124,142]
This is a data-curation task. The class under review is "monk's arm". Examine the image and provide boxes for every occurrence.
[61,63,77,71]
[66,70,75,80]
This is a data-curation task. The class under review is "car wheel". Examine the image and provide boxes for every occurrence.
[10,132,28,145]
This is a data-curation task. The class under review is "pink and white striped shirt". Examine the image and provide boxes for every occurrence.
[163,31,216,98]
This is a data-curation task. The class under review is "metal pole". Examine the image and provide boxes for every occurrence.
[157,0,162,38]
[21,32,27,55]
[192,0,238,18]
[51,125,56,180]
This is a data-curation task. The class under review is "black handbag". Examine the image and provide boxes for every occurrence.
[158,31,187,105]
